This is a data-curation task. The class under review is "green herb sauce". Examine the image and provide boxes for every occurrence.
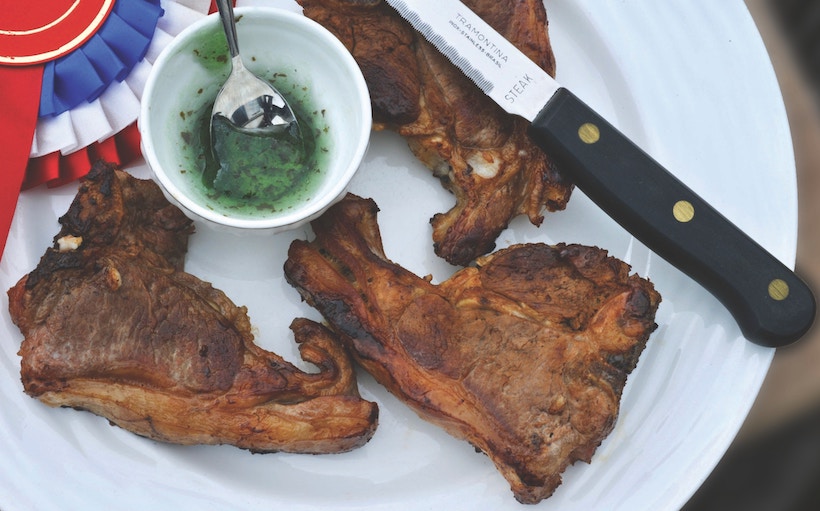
[206,116,309,202]
[177,28,331,219]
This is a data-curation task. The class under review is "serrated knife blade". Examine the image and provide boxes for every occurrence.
[385,0,816,347]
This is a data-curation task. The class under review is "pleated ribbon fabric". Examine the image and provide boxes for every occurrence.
[0,1,280,260]
[27,0,214,185]
[0,0,213,259]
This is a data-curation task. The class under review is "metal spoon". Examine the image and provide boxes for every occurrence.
[211,0,299,135]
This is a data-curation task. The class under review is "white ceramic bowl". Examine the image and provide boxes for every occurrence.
[139,7,371,233]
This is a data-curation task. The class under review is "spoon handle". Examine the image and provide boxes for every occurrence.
[215,0,240,58]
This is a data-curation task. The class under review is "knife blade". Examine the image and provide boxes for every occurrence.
[385,0,815,347]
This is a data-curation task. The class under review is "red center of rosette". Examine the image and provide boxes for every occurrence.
[0,0,115,65]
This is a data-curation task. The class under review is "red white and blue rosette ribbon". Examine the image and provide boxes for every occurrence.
[0,0,299,259]
[26,0,214,188]
[38,0,165,118]
[25,0,302,187]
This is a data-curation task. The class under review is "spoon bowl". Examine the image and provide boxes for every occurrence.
[212,56,299,133]
[212,0,299,135]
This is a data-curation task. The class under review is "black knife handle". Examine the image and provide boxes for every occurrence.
[529,87,815,347]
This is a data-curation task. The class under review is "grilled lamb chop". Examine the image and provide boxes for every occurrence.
[7,162,377,454]
[298,0,573,266]
[284,194,660,503]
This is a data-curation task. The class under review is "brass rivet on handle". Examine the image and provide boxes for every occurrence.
[769,279,790,301]
[578,123,600,144]
[673,200,695,223]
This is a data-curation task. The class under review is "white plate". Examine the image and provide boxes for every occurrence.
[0,1,794,510]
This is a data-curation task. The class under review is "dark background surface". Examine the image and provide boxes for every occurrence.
[684,0,820,509]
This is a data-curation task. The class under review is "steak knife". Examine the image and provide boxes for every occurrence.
[384,0,815,347]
